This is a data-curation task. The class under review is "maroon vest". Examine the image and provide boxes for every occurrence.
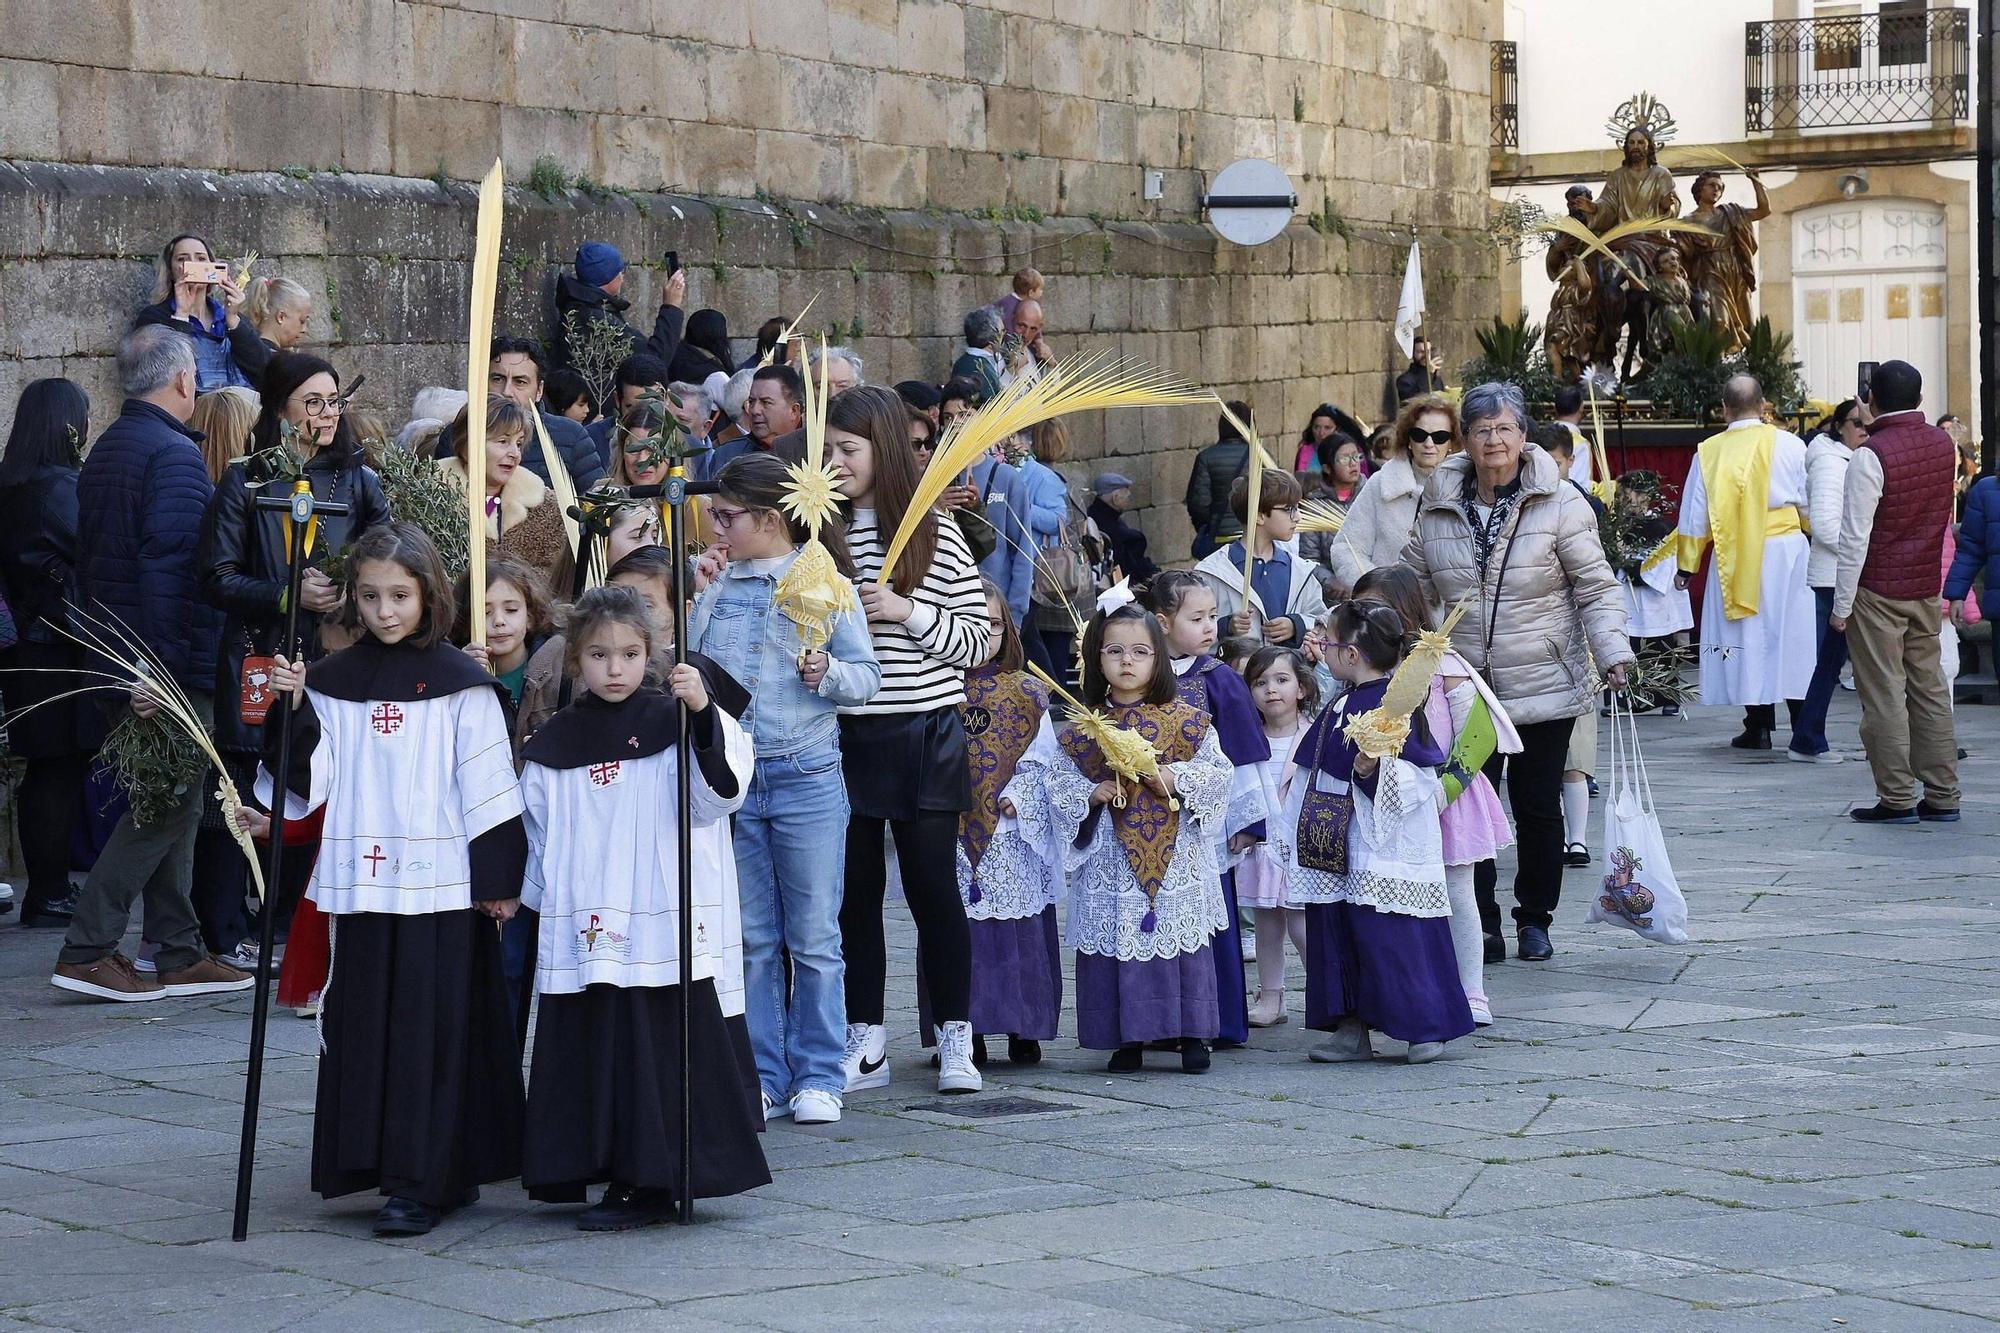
[1858,414,1954,601]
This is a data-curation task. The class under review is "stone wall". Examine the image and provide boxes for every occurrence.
[0,0,1499,554]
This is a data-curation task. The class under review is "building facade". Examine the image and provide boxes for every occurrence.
[1491,0,1976,421]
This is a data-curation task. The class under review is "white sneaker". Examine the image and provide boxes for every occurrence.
[935,1021,982,1094]
[1407,1041,1447,1064]
[843,1023,889,1092]
[761,1089,792,1121]
[1786,747,1842,764]
[1468,998,1493,1027]
[790,1089,843,1124]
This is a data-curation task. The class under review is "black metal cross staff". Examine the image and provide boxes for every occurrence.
[628,465,719,1226]
[233,480,349,1242]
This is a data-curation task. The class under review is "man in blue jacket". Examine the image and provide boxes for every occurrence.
[487,337,607,492]
[52,327,251,1002]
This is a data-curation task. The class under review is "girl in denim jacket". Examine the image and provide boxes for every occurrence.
[690,454,880,1125]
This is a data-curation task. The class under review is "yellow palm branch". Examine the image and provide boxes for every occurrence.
[1024,660,1173,808]
[463,160,505,645]
[1212,398,1275,607]
[1665,144,1750,174]
[1295,498,1347,535]
[1344,594,1472,759]
[879,354,1209,586]
[1528,214,1712,292]
[776,335,858,654]
[757,292,820,369]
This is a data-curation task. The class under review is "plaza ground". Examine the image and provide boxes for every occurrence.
[0,691,1994,1330]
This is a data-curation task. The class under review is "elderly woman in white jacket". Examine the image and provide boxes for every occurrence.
[1323,394,1457,595]
[1401,381,1633,965]
[1786,399,1863,760]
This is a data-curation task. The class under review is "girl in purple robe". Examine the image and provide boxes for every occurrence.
[1283,601,1473,1065]
[1005,606,1233,1074]
[957,580,1061,1064]
[1140,572,1268,1047]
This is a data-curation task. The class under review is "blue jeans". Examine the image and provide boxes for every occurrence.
[734,743,850,1100]
[1789,586,1847,756]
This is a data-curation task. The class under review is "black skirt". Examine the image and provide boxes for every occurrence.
[838,707,972,819]
[523,981,771,1204]
[314,910,525,1208]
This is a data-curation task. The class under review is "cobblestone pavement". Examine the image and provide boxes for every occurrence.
[0,695,1995,1330]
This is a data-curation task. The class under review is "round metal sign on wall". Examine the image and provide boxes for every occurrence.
[1200,159,1298,246]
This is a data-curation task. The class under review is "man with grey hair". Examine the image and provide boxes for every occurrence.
[951,308,1004,403]
[1674,373,1817,749]
[810,345,864,397]
[53,326,250,1001]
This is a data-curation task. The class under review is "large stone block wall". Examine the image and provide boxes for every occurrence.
[0,0,1499,554]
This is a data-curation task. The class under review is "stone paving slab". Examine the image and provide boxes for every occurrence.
[0,697,1995,1328]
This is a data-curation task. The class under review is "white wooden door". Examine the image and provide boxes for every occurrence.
[1792,199,1948,412]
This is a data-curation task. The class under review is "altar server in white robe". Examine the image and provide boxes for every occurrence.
[260,523,529,1241]
[1674,375,1817,748]
[517,585,769,1232]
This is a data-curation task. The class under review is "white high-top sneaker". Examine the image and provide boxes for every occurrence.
[843,1023,889,1092]
[935,1021,983,1094]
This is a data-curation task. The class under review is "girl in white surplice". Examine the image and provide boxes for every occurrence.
[262,523,529,1240]
[517,585,770,1231]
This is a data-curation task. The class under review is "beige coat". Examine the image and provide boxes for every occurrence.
[1327,455,1430,590]
[439,456,575,597]
[1401,445,1633,726]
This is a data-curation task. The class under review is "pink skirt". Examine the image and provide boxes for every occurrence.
[1236,845,1292,909]
[1441,773,1511,866]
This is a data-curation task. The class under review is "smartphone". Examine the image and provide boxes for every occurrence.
[1857,360,1877,402]
[183,260,229,285]
[664,250,680,278]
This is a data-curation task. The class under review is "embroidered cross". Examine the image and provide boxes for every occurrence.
[364,844,386,877]
[589,762,621,786]
[628,735,640,749]
[371,703,404,734]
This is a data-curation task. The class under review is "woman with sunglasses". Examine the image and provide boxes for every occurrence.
[1327,394,1457,592]
[197,351,391,964]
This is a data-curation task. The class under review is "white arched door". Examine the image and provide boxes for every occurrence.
[1792,199,1948,411]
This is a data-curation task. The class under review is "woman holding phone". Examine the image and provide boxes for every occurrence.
[132,233,270,392]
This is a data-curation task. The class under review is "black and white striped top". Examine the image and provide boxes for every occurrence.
[840,508,993,715]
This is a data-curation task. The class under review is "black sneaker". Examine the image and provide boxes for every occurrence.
[1849,802,1918,825]
[1006,1036,1042,1065]
[20,892,77,928]
[1917,802,1961,823]
[1180,1038,1211,1074]
[1729,729,1772,751]
[578,1183,676,1232]
[1517,926,1554,961]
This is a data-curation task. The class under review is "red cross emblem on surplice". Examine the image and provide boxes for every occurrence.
[371,703,404,735]
[589,762,621,787]
[364,844,387,877]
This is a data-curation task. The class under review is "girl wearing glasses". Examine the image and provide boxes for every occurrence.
[689,453,881,1125]
[1003,606,1234,1074]
[197,351,390,968]
[1327,394,1458,591]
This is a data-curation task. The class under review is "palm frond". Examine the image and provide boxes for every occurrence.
[1212,398,1274,605]
[1345,594,1472,758]
[757,293,820,369]
[1665,145,1748,174]
[464,159,505,645]
[955,504,1086,640]
[1295,498,1347,535]
[879,354,1209,585]
[1023,661,1172,807]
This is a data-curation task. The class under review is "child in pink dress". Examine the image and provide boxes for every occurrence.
[1354,567,1517,1026]
[1233,646,1318,1027]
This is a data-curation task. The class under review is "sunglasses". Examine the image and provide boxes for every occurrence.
[1406,428,1454,446]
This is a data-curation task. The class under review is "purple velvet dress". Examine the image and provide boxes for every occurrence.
[1174,656,1270,1045]
[1292,678,1475,1046]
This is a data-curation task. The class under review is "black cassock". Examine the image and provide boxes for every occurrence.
[264,637,529,1208]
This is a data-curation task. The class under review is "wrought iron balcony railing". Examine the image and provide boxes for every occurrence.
[1745,7,1968,133]
[1491,40,1518,150]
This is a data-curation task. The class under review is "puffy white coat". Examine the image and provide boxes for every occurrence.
[1400,445,1634,726]
[1803,434,1853,589]
[1327,455,1431,590]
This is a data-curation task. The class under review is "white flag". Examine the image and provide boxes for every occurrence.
[1393,240,1425,358]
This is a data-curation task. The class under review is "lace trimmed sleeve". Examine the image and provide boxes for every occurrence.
[1003,716,1093,872]
[1170,726,1235,836]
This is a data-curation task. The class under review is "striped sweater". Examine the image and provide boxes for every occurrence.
[840,507,993,716]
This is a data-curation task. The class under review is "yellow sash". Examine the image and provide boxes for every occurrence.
[1677,424,1800,620]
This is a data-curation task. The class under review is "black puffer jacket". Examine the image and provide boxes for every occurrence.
[551,272,684,370]
[198,448,391,752]
[1183,436,1248,555]
[0,464,80,644]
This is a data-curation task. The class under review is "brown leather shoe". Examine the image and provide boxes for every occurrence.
[51,953,165,1002]
[158,953,255,997]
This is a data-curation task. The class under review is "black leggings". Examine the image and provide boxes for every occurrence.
[16,753,89,910]
[1474,715,1576,933]
[841,812,971,1026]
